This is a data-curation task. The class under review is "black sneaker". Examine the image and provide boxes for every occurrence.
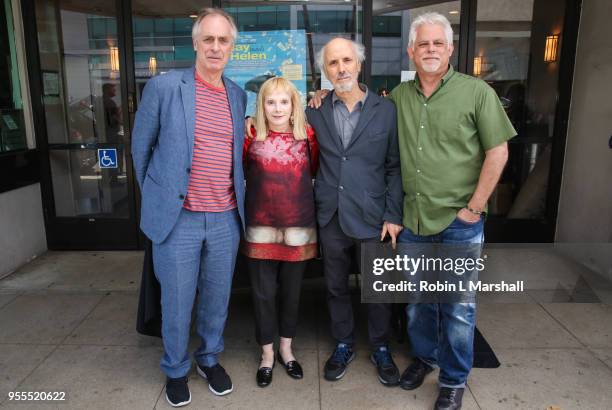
[165,376,191,407]
[324,343,355,381]
[197,363,233,396]
[370,346,400,386]
[399,359,434,390]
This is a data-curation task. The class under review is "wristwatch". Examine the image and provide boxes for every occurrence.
[466,206,483,216]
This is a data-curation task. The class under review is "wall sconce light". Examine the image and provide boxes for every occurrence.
[149,56,157,76]
[473,56,482,76]
[110,46,119,71]
[544,35,559,63]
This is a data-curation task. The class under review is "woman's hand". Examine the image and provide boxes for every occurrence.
[245,117,256,138]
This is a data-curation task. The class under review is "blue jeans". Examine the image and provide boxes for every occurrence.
[398,216,484,388]
[153,208,241,378]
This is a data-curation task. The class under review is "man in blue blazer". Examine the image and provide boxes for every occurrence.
[131,9,246,406]
[306,38,404,386]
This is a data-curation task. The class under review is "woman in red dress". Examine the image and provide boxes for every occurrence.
[242,77,318,387]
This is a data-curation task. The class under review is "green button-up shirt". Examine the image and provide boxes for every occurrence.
[389,66,516,235]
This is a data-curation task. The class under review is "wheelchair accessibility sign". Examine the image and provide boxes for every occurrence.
[98,149,118,168]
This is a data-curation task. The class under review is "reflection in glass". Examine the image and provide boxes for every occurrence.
[474,0,562,220]
[50,149,128,218]
[132,14,197,101]
[35,0,129,218]
[36,1,124,145]
[474,0,533,131]
[0,0,27,153]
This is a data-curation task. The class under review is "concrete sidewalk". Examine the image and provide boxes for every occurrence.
[0,251,611,409]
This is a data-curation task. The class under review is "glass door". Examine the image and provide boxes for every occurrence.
[471,0,569,242]
[34,0,139,249]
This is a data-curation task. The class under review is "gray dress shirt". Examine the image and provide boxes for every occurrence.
[332,85,369,149]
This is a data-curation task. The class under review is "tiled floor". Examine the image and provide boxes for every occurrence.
[0,251,611,409]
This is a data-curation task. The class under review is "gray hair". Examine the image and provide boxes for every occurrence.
[408,12,453,49]
[192,8,238,43]
[315,38,366,76]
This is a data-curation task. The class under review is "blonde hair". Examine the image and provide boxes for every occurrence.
[255,77,306,141]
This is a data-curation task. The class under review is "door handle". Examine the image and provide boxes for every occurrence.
[128,92,136,114]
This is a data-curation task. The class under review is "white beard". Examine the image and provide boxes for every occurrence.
[334,80,354,93]
[421,59,441,73]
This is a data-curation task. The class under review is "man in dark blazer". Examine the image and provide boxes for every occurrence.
[131,8,246,406]
[306,37,404,386]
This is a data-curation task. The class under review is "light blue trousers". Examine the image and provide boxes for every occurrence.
[153,208,241,378]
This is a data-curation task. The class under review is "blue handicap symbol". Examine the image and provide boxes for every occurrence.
[98,148,118,168]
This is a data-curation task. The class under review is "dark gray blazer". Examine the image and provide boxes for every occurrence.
[306,91,403,239]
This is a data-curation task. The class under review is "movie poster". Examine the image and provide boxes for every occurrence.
[225,29,308,116]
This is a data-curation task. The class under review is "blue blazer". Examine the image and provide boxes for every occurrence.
[306,92,403,239]
[131,68,247,244]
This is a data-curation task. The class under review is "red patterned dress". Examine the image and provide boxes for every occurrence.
[241,126,319,261]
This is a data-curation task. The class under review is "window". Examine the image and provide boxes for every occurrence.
[372,16,402,37]
[1,0,33,153]
[474,0,558,219]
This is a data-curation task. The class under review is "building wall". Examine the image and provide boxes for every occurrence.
[556,0,612,277]
[0,184,47,279]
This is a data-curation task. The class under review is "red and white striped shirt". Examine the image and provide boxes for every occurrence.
[183,73,237,212]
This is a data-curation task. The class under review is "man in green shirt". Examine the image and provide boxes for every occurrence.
[390,12,516,410]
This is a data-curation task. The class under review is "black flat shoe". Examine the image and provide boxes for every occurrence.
[256,358,274,387]
[277,350,303,379]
